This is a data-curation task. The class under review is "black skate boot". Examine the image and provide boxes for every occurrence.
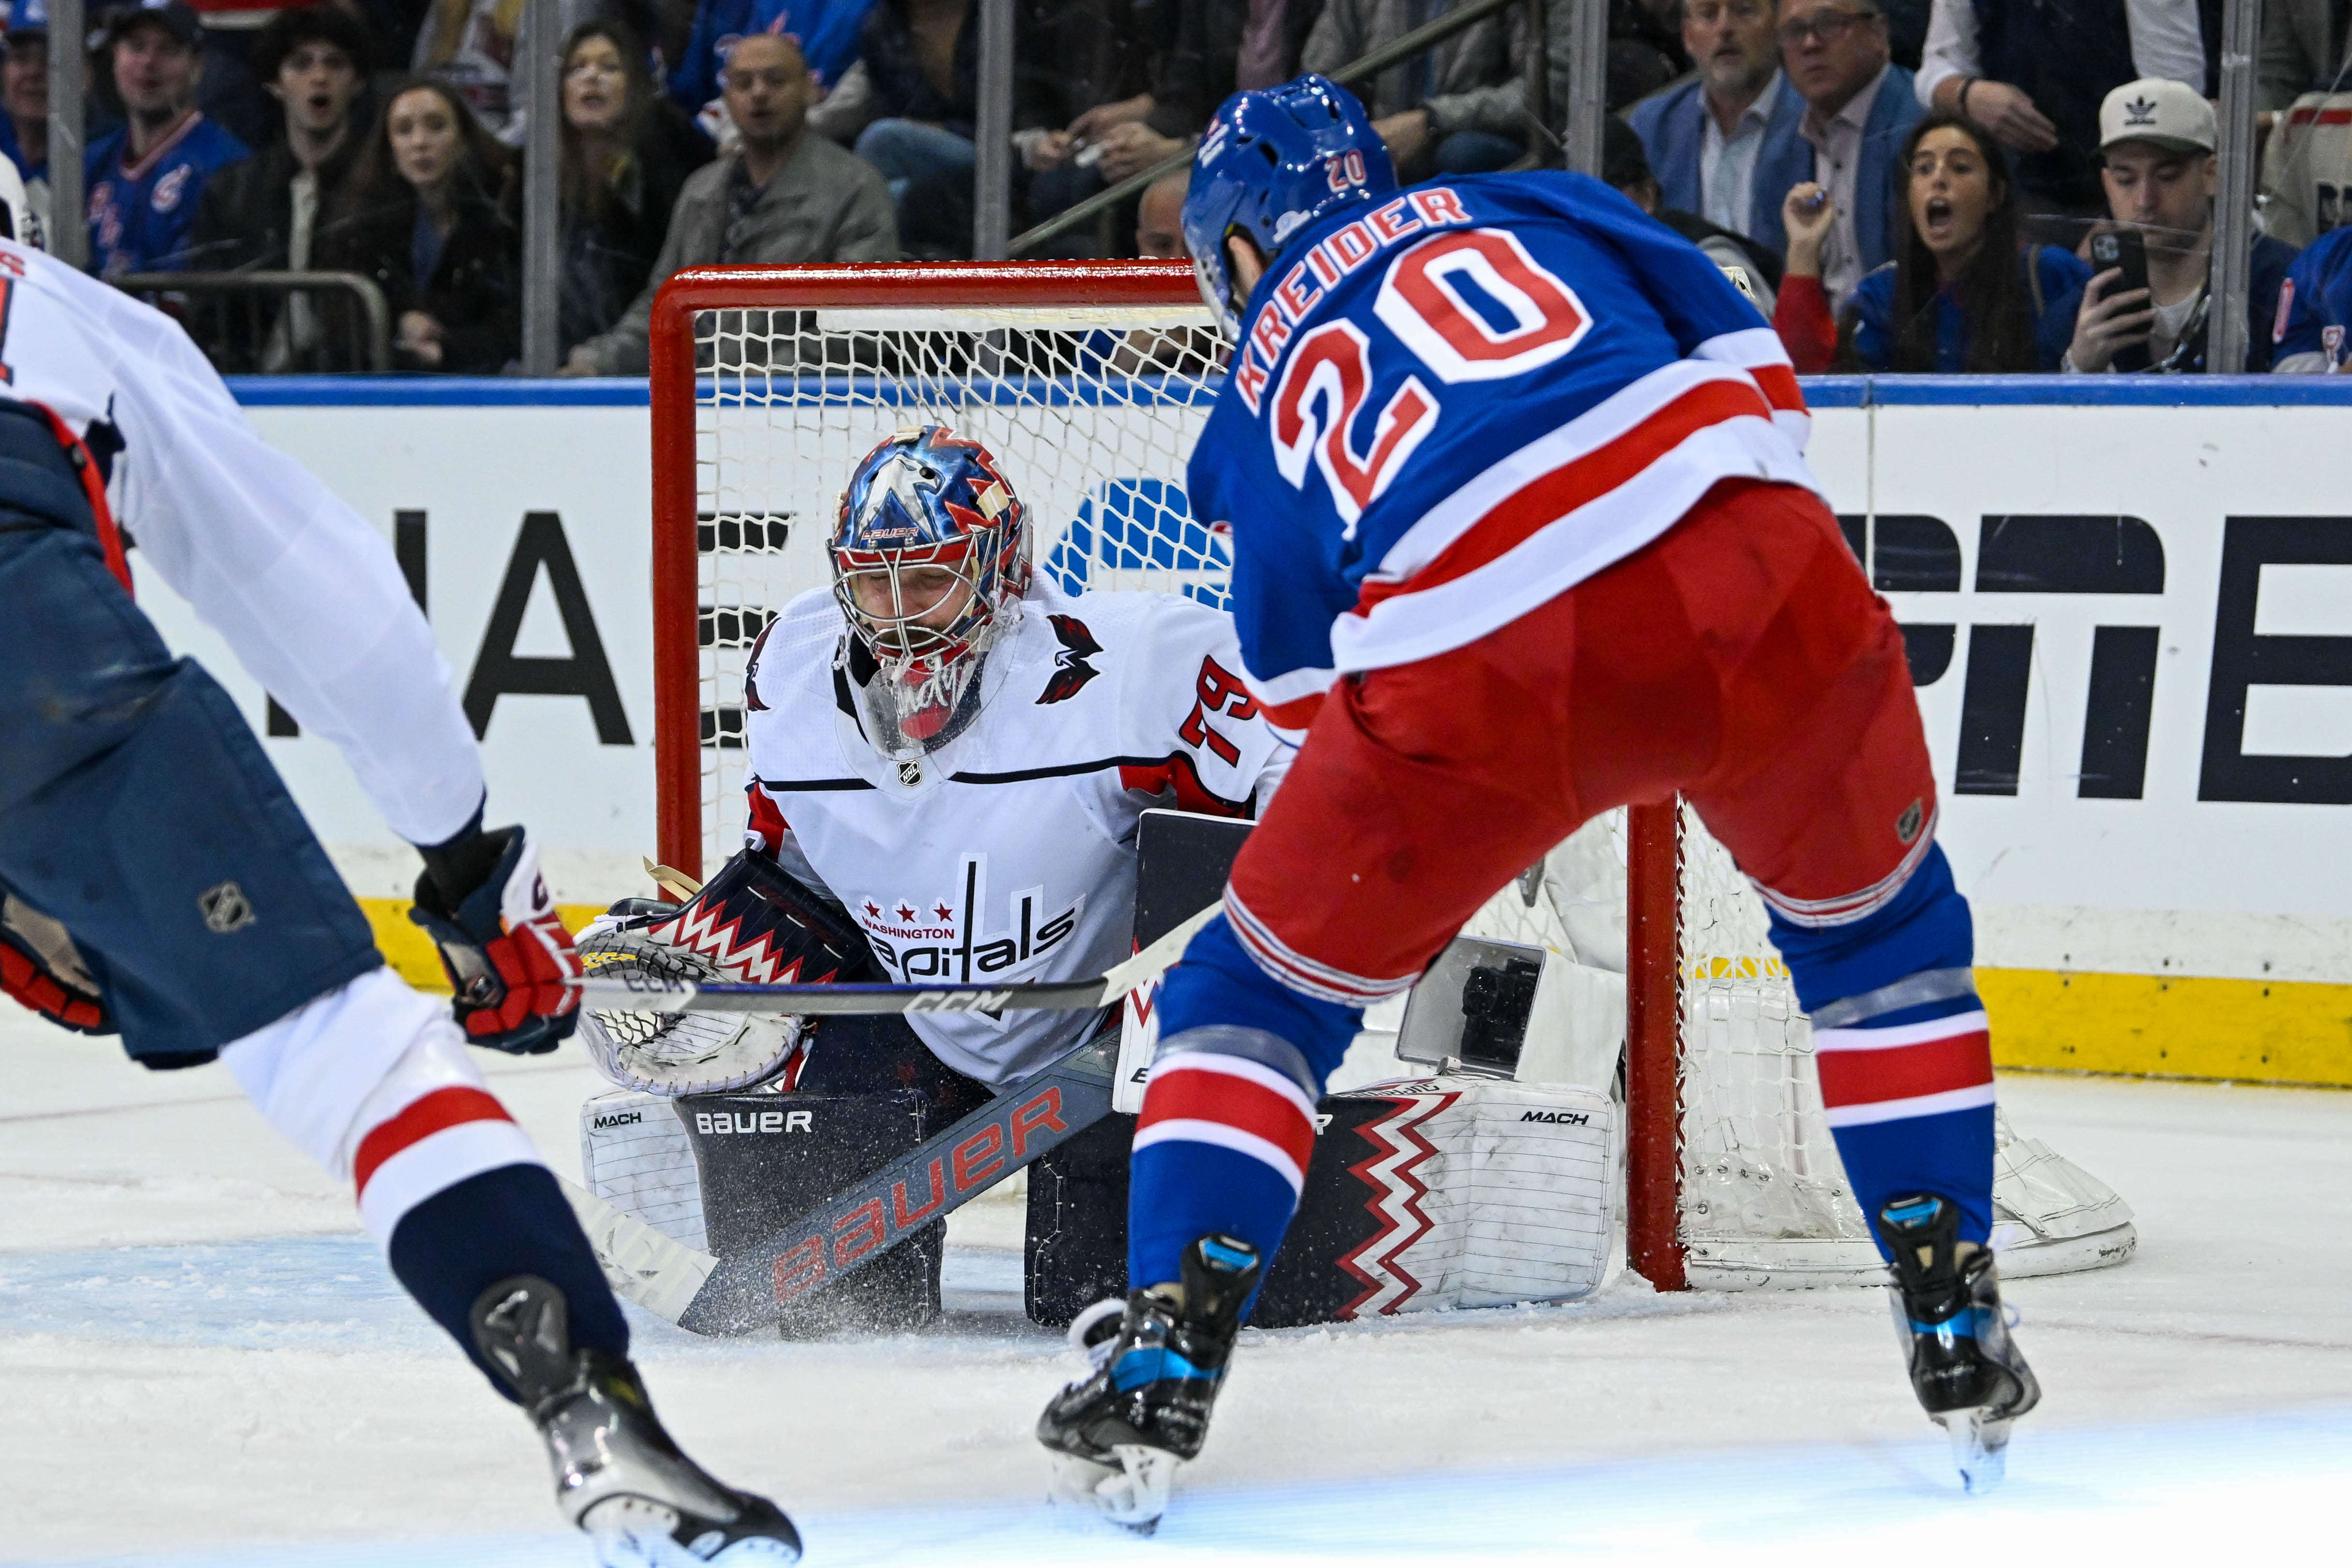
[1875,1194,2041,1495]
[472,1277,802,1566]
[1036,1234,1261,1533]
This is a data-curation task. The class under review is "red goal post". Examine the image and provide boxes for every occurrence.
[641,261,2130,1300]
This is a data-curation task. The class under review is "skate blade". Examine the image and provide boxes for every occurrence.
[582,1497,803,1567]
[1047,1444,1179,1534]
[1938,1409,2013,1495]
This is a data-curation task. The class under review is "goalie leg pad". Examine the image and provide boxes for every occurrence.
[0,524,377,1062]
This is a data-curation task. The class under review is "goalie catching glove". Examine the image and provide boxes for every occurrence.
[0,891,111,1034]
[575,850,880,1095]
[410,823,581,1054]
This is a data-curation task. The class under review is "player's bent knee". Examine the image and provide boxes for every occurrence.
[1156,916,1360,1088]
[222,967,544,1244]
[1765,841,1974,1016]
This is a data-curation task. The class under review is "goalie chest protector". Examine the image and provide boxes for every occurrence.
[741,582,1286,1089]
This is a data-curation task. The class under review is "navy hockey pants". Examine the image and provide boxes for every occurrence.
[0,406,378,1065]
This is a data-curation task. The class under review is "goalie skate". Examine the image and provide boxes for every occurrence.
[1036,1235,1260,1534]
[472,1276,802,1565]
[1875,1194,2042,1495]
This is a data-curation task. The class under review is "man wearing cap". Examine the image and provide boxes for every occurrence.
[0,0,51,242]
[2060,78,2300,373]
[84,0,249,277]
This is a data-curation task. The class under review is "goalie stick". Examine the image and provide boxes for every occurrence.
[562,1025,1123,1334]
[566,903,1220,1017]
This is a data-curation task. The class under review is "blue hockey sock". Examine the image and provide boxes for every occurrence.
[1127,917,1358,1295]
[387,1163,630,1397]
[1769,844,1996,1252]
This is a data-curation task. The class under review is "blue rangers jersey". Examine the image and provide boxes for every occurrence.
[85,112,249,278]
[1186,170,1820,734]
[2272,224,2352,373]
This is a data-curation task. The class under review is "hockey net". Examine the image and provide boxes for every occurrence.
[647,262,2134,1292]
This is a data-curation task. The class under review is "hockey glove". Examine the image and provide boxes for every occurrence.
[573,850,879,1095]
[410,824,581,1054]
[0,893,112,1035]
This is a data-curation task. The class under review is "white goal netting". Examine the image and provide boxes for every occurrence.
[671,288,2134,1289]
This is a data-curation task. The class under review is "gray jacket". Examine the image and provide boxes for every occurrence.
[580,132,897,375]
[2261,0,2349,111]
[1303,0,1518,129]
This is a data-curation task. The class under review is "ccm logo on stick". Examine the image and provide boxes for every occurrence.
[694,1110,813,1134]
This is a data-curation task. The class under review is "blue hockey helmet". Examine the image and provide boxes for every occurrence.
[1181,74,1396,340]
[830,424,1030,759]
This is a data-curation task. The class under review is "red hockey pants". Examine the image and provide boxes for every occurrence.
[1226,479,1938,995]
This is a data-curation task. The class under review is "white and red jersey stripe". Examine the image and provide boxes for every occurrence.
[1131,1050,1321,1195]
[1188,173,1822,740]
[1813,1009,1996,1128]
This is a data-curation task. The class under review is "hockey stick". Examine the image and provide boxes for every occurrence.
[568,902,1220,1017]
[560,900,1218,1328]
[560,1027,1123,1333]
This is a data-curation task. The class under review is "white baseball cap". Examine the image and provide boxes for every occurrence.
[2099,78,2216,154]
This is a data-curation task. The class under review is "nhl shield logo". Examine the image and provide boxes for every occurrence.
[898,759,923,786]
[1894,799,1925,845]
[198,881,255,934]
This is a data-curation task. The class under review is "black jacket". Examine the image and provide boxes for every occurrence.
[316,170,522,374]
[181,133,366,372]
[560,104,712,356]
[858,0,1061,138]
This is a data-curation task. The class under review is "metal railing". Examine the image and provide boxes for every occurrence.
[114,271,394,373]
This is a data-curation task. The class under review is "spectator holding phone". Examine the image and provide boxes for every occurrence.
[1779,113,2085,369]
[2058,79,2299,373]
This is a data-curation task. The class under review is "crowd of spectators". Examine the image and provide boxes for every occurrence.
[0,0,2345,374]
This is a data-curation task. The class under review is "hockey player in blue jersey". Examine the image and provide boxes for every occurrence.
[1037,76,2039,1526]
[0,162,799,1565]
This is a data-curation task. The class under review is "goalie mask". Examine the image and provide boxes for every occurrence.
[830,424,1029,761]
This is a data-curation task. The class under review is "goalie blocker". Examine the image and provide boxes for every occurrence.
[581,813,1621,1332]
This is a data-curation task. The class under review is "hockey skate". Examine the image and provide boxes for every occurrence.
[473,1277,802,1566]
[1876,1194,2041,1495]
[1036,1234,1261,1534]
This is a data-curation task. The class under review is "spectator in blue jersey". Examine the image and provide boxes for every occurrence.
[669,0,872,131]
[317,77,520,371]
[2057,80,2297,374]
[0,0,50,242]
[1786,114,2085,369]
[1768,0,1924,304]
[2271,222,2352,370]
[1628,0,1807,246]
[85,0,250,276]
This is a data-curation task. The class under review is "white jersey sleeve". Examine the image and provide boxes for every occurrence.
[0,241,484,846]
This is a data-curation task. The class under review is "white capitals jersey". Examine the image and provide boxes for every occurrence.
[742,582,1292,1088]
[0,237,483,845]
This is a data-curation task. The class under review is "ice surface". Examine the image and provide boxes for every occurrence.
[5,998,2348,1565]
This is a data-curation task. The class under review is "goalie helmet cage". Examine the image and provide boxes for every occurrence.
[646,261,2125,1296]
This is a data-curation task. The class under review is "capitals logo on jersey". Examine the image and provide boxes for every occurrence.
[853,854,1083,985]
